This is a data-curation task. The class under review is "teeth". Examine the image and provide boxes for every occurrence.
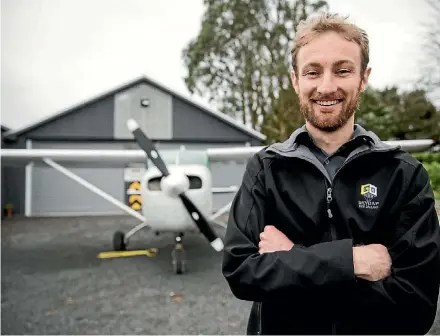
[316,100,339,106]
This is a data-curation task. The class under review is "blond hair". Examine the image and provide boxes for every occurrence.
[291,13,370,73]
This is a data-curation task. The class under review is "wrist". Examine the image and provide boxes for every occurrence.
[353,246,368,277]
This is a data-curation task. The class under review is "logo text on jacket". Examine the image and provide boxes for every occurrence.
[359,184,379,209]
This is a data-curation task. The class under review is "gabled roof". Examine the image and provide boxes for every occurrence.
[4,75,266,142]
[1,125,10,132]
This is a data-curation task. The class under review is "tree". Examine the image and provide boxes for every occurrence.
[356,86,398,140]
[419,0,440,98]
[356,86,440,141]
[182,0,329,132]
[393,88,440,141]
[261,85,303,143]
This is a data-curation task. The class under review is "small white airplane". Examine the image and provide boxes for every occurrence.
[1,119,436,273]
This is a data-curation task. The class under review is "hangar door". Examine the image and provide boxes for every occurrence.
[30,142,125,217]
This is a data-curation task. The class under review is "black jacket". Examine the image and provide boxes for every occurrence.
[222,127,440,335]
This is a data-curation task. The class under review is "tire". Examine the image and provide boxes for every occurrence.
[171,248,186,274]
[113,231,126,251]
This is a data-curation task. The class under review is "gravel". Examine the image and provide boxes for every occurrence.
[1,216,251,335]
[2,214,440,335]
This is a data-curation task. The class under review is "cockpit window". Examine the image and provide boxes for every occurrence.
[147,175,202,191]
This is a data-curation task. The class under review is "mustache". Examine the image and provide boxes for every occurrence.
[310,94,345,100]
[310,90,346,100]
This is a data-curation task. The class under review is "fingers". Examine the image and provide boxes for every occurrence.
[264,225,276,232]
[259,239,272,254]
[259,228,268,254]
[258,239,265,253]
[259,225,291,254]
[260,225,276,239]
[259,226,280,253]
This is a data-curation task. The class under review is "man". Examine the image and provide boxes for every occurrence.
[222,13,440,335]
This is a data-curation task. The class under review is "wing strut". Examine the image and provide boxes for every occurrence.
[42,158,146,222]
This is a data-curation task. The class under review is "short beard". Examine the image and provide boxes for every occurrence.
[299,84,362,133]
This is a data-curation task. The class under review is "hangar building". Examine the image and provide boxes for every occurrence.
[2,75,265,217]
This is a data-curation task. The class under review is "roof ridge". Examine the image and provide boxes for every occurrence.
[4,74,266,141]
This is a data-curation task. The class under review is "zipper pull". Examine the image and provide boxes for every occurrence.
[327,209,333,218]
[327,187,332,202]
[326,187,333,218]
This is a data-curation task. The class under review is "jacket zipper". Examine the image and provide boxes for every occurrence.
[326,186,333,219]
[323,147,373,221]
[326,184,337,335]
[257,302,262,335]
[326,186,336,240]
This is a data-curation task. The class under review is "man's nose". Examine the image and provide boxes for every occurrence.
[317,72,337,95]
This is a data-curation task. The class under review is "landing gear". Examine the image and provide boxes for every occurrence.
[112,220,150,251]
[113,231,126,251]
[171,233,186,274]
[111,227,188,275]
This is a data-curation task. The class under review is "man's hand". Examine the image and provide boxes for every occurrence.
[259,225,294,254]
[353,244,392,281]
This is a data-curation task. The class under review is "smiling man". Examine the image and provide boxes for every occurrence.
[222,13,440,335]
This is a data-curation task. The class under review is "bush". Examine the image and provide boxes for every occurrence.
[424,162,440,199]
[412,153,440,199]
[412,152,440,165]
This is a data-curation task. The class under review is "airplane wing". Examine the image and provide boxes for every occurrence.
[0,148,211,167]
[0,139,435,166]
[0,149,148,166]
[206,139,436,162]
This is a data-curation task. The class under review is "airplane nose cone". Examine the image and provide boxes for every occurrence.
[160,171,190,197]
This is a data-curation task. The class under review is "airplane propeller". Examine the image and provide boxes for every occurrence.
[126,119,224,252]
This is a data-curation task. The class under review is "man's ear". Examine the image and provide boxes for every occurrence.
[290,70,299,94]
[360,67,372,92]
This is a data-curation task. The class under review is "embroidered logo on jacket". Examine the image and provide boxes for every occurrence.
[359,184,379,209]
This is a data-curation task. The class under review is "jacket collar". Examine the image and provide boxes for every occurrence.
[266,124,399,156]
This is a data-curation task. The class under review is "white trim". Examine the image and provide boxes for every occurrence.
[210,200,233,221]
[212,186,239,193]
[28,211,125,217]
[25,140,33,217]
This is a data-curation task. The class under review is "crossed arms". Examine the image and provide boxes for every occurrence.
[221,155,440,334]
[258,224,392,282]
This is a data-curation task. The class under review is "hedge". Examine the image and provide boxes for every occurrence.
[412,152,440,199]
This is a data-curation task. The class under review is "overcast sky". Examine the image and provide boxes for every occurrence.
[1,0,436,130]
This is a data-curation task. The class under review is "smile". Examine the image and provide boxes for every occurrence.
[314,100,343,106]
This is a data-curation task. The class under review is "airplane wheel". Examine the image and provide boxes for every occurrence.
[113,231,126,251]
[171,247,186,274]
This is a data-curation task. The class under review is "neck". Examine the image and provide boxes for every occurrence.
[306,118,355,154]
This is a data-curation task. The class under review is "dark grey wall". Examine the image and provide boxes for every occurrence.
[172,97,263,145]
[24,95,114,139]
[1,138,26,217]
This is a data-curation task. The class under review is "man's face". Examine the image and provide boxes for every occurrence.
[291,31,371,132]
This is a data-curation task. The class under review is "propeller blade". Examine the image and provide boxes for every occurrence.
[126,119,169,176]
[126,118,223,252]
[179,193,224,252]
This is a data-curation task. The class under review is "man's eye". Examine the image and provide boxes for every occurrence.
[304,71,319,76]
[337,69,352,75]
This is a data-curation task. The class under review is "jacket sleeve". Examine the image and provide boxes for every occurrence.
[221,151,356,302]
[349,163,440,335]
